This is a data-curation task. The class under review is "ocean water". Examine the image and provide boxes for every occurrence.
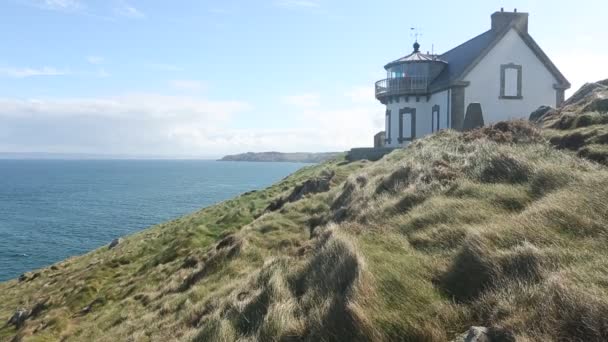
[0,160,308,281]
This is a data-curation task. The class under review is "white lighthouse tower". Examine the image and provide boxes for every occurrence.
[375,41,449,147]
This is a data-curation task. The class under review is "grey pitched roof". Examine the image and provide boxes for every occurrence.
[428,24,570,92]
[430,29,497,89]
[385,52,446,69]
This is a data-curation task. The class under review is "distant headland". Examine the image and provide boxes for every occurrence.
[219,151,343,163]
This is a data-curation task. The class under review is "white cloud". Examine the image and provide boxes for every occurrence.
[0,87,386,156]
[169,80,206,92]
[275,0,320,9]
[114,1,145,19]
[344,86,375,104]
[0,66,69,78]
[0,93,252,155]
[95,69,110,78]
[87,56,104,65]
[281,93,321,107]
[30,0,82,11]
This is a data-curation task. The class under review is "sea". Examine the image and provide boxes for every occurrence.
[0,160,308,281]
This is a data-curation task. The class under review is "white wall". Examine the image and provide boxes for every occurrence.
[384,89,449,147]
[463,28,558,124]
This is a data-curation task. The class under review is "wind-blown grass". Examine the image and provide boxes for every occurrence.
[2,117,608,341]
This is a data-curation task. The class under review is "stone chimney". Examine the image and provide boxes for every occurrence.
[491,9,529,33]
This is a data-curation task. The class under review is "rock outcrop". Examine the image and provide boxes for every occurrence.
[7,309,28,328]
[463,103,485,131]
[108,238,121,250]
[528,105,555,123]
[451,326,516,342]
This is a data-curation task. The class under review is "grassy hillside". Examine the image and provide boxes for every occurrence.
[2,87,608,341]
[540,80,608,165]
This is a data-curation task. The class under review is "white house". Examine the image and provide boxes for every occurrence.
[376,9,570,147]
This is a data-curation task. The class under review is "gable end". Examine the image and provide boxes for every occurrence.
[457,25,570,89]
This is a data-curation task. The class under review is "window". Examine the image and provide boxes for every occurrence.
[432,105,440,132]
[385,109,392,144]
[500,63,522,99]
[398,107,416,143]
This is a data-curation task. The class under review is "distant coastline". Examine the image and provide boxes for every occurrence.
[219,152,343,163]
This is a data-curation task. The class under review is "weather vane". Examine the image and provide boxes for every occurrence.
[410,27,423,43]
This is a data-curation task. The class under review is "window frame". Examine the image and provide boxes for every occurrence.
[385,109,392,144]
[432,105,440,133]
[499,63,523,100]
[398,107,416,143]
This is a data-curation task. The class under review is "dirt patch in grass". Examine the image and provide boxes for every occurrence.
[463,120,543,144]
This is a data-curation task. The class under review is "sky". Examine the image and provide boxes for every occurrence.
[0,0,606,158]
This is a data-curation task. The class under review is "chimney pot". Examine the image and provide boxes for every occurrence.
[491,10,528,33]
[501,7,504,12]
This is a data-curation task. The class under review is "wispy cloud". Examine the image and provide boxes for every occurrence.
[281,93,321,107]
[0,66,69,78]
[29,0,82,11]
[169,80,206,92]
[86,56,104,65]
[114,0,145,19]
[93,69,110,78]
[275,0,320,9]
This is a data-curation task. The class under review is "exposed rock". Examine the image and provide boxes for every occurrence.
[451,326,516,342]
[266,170,335,212]
[28,299,49,318]
[79,305,93,315]
[7,309,29,328]
[108,238,121,250]
[78,298,105,316]
[529,105,555,122]
[18,272,40,283]
[452,326,490,342]
[463,103,485,131]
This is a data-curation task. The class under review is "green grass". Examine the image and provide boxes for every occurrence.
[2,116,608,341]
[542,91,608,165]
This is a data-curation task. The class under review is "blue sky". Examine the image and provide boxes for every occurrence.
[0,0,606,157]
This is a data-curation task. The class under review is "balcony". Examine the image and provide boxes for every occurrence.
[375,76,429,100]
